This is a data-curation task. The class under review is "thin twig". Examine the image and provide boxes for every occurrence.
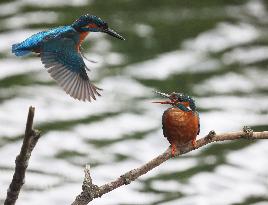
[72,128,268,205]
[4,106,41,205]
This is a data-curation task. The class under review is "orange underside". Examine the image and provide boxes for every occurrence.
[76,24,98,51]
[162,107,199,156]
[76,32,89,51]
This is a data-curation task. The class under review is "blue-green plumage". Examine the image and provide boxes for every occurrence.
[12,14,125,101]
[12,26,75,56]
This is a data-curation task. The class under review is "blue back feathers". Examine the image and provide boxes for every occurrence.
[12,26,75,56]
[12,43,31,56]
[12,14,108,56]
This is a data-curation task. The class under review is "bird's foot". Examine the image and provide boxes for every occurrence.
[171,144,176,158]
[191,139,197,149]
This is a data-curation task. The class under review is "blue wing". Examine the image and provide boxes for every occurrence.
[12,26,75,56]
[40,37,101,101]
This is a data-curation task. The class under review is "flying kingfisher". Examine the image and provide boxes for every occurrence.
[12,14,125,101]
[154,91,200,157]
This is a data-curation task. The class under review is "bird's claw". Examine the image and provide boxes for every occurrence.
[191,139,197,149]
[171,144,178,157]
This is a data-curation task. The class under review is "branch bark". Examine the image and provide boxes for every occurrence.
[72,128,268,205]
[4,106,41,205]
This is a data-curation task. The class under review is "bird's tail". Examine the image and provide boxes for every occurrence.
[12,43,31,56]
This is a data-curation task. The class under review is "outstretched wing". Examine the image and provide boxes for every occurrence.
[40,37,101,101]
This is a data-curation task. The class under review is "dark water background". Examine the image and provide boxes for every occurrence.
[0,0,268,204]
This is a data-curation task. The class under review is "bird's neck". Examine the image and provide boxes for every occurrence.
[77,31,89,51]
[80,31,89,42]
[176,104,191,112]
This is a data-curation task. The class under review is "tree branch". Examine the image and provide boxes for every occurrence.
[72,127,268,205]
[4,106,41,205]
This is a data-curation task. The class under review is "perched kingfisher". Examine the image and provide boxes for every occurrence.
[12,14,125,101]
[154,91,200,157]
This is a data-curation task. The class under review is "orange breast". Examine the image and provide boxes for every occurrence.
[162,107,199,146]
[76,32,89,51]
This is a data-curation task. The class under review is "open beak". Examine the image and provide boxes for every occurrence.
[152,100,173,105]
[103,28,125,40]
[153,91,174,105]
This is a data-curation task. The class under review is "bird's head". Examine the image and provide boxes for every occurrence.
[72,14,125,40]
[153,91,196,112]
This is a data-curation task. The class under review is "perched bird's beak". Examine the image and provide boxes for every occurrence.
[153,91,175,105]
[152,100,173,105]
[103,28,125,40]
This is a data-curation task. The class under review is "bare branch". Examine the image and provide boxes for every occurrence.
[72,128,268,205]
[4,106,41,205]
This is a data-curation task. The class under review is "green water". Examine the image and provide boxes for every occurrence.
[0,0,268,205]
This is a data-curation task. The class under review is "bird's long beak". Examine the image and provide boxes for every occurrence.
[153,91,174,105]
[103,28,125,40]
[152,100,173,105]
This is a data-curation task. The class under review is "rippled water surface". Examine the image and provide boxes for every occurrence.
[0,0,268,205]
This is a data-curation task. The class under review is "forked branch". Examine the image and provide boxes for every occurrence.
[4,106,41,205]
